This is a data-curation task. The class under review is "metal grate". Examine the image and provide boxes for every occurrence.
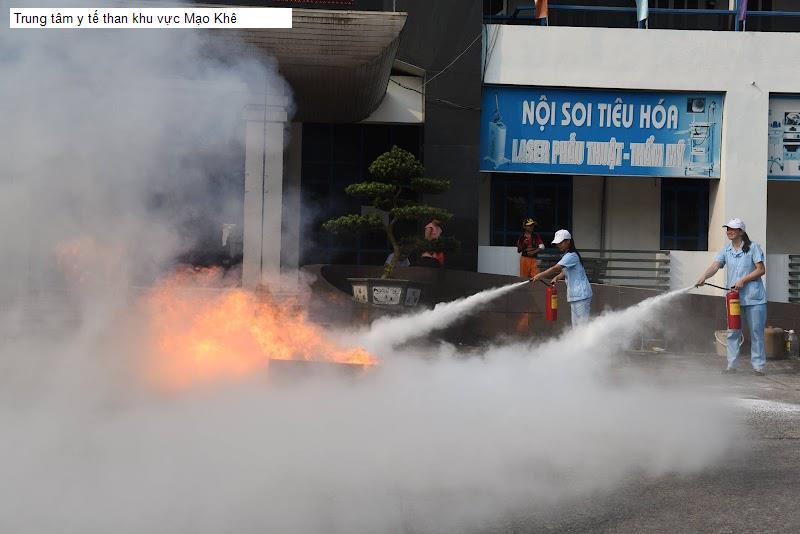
[789,254,800,304]
[538,249,671,292]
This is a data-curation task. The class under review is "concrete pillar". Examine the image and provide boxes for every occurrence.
[710,89,768,252]
[571,175,603,249]
[242,95,288,290]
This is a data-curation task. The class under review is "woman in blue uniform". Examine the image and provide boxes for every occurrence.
[532,229,593,326]
[696,218,767,375]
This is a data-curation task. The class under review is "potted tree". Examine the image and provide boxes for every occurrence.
[322,146,457,307]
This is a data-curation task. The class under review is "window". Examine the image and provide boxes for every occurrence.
[490,174,572,246]
[300,123,422,266]
[651,0,716,8]
[483,0,506,16]
[660,178,710,250]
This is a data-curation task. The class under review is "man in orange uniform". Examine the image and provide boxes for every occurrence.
[516,218,544,278]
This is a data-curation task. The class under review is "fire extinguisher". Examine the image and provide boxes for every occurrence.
[726,289,741,330]
[701,282,742,331]
[545,282,558,322]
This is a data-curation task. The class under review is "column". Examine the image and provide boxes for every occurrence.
[242,94,289,290]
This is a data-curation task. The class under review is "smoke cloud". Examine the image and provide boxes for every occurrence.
[359,280,530,350]
[1,0,284,311]
[0,283,737,533]
[0,4,738,533]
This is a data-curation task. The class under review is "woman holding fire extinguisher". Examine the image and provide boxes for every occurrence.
[696,218,767,375]
[532,229,593,326]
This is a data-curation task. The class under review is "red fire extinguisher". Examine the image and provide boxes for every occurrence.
[545,282,558,322]
[701,282,742,331]
[726,289,741,330]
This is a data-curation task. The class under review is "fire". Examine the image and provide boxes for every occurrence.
[143,266,375,390]
[55,236,119,285]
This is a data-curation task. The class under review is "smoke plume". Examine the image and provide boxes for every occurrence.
[0,4,736,533]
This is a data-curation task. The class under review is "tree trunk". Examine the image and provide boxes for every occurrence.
[382,217,400,279]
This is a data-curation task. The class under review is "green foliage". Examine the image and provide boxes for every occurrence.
[391,205,452,222]
[368,146,424,182]
[410,178,450,194]
[322,145,459,278]
[321,214,384,235]
[344,182,396,199]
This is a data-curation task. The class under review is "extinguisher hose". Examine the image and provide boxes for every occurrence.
[536,278,554,288]
[700,282,733,291]
[714,330,744,348]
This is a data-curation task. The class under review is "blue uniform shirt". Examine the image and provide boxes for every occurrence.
[558,251,593,303]
[714,242,767,306]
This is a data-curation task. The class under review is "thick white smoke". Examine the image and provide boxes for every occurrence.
[0,4,738,533]
[1,0,285,328]
[359,279,530,350]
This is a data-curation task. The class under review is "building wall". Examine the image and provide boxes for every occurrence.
[482,24,800,290]
[767,180,800,254]
[766,253,790,303]
[476,26,800,300]
[604,177,662,250]
[572,176,661,252]
[395,0,483,270]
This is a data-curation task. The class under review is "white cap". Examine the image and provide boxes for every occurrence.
[551,229,572,244]
[723,218,746,231]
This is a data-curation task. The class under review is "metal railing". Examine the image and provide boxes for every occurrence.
[789,254,800,304]
[483,5,800,32]
[538,248,671,292]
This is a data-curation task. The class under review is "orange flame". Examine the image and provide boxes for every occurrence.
[55,236,126,286]
[143,266,375,390]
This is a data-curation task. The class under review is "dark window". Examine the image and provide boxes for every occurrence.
[660,178,710,251]
[300,123,423,266]
[483,0,505,16]
[490,174,572,246]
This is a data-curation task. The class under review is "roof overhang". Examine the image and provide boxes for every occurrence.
[236,9,408,123]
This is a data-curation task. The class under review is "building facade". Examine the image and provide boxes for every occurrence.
[477,1,800,302]
[197,0,800,303]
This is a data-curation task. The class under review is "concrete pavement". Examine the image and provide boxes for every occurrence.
[484,352,800,533]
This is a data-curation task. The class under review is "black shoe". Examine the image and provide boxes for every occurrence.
[752,369,766,376]
[721,368,737,374]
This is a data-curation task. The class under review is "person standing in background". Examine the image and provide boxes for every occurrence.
[419,218,445,267]
[516,218,544,278]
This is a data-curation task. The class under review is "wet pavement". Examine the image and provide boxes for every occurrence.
[486,352,800,533]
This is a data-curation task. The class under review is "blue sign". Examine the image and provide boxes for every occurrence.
[480,86,723,178]
[768,95,800,180]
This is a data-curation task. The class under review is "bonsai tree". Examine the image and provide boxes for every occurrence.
[322,146,458,278]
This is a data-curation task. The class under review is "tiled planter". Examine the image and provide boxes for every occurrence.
[347,278,425,308]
